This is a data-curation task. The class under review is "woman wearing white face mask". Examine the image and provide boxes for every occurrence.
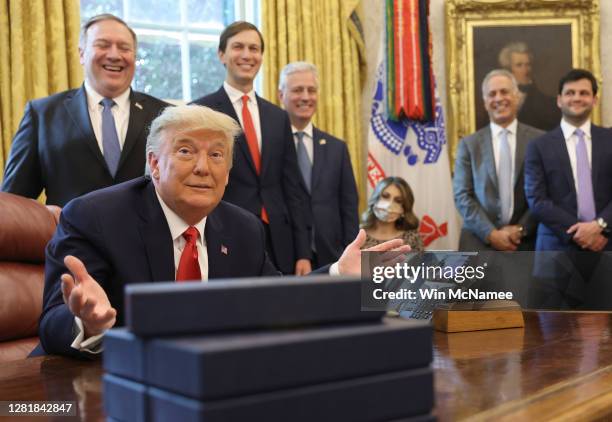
[361,177,424,250]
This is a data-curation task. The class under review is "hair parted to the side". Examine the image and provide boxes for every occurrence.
[145,105,242,175]
[498,41,531,69]
[218,21,264,53]
[361,177,420,231]
[278,61,319,91]
[80,14,137,49]
[558,68,598,95]
[481,69,519,98]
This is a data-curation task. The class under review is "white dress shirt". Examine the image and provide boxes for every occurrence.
[156,191,209,280]
[292,122,314,164]
[560,118,593,194]
[490,119,518,219]
[83,81,131,153]
[223,81,262,150]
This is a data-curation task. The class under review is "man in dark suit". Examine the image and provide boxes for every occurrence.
[454,69,544,251]
[1,14,167,206]
[40,105,407,358]
[277,62,359,267]
[191,22,310,275]
[525,69,612,251]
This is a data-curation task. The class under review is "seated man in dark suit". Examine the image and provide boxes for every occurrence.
[40,105,409,358]
[525,68,612,251]
[1,14,168,206]
[454,69,543,251]
[277,61,359,267]
[191,22,311,276]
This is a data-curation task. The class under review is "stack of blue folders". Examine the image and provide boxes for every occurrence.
[103,276,435,422]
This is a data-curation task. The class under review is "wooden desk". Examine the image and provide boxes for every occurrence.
[434,311,612,421]
[1,312,612,421]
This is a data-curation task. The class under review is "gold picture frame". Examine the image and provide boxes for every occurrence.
[445,0,601,162]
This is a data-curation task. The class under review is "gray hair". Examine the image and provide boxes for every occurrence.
[498,42,531,69]
[145,105,241,175]
[278,61,319,91]
[80,14,137,49]
[481,69,519,98]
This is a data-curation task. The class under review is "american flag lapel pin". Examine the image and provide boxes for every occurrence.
[221,244,228,255]
[135,102,143,110]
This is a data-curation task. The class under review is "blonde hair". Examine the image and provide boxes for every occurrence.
[145,105,241,174]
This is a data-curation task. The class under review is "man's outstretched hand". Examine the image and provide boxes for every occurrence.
[337,229,412,276]
[61,255,116,338]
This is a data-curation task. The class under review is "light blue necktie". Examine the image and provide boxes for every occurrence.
[498,128,512,225]
[575,128,596,221]
[295,131,312,193]
[100,98,121,177]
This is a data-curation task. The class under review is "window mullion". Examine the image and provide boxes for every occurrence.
[180,0,191,101]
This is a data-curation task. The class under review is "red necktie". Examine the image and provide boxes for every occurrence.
[176,227,201,282]
[241,95,269,224]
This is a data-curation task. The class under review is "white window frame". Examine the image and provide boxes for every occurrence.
[85,0,260,101]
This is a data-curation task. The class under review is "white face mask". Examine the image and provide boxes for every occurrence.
[373,199,404,223]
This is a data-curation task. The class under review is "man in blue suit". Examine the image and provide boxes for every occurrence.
[525,69,612,252]
[1,14,167,206]
[191,22,310,275]
[40,105,406,358]
[278,62,359,267]
[454,69,544,251]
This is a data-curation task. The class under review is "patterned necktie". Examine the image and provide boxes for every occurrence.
[241,95,268,223]
[498,128,512,225]
[295,131,312,193]
[100,98,121,177]
[176,227,201,282]
[575,128,596,221]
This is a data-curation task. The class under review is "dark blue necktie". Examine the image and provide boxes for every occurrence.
[100,98,121,177]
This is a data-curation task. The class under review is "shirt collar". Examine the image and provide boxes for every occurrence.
[154,190,207,245]
[292,122,313,139]
[223,81,256,106]
[561,118,591,141]
[490,119,518,137]
[84,81,131,113]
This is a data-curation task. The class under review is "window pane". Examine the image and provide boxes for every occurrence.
[186,0,235,27]
[80,0,123,19]
[134,34,182,100]
[128,0,180,25]
[189,40,226,100]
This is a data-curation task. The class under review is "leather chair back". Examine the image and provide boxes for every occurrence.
[0,192,59,361]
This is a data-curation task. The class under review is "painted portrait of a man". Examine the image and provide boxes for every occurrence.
[498,41,560,131]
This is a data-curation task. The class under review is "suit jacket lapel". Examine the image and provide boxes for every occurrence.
[256,95,270,178]
[551,127,576,196]
[217,87,257,175]
[480,129,498,190]
[514,124,528,188]
[311,127,326,191]
[591,125,603,192]
[138,181,175,281]
[120,90,147,170]
[205,206,231,279]
[63,85,107,169]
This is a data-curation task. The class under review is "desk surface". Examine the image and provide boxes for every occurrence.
[1,312,612,421]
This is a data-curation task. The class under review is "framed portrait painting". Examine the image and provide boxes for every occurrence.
[445,0,601,160]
